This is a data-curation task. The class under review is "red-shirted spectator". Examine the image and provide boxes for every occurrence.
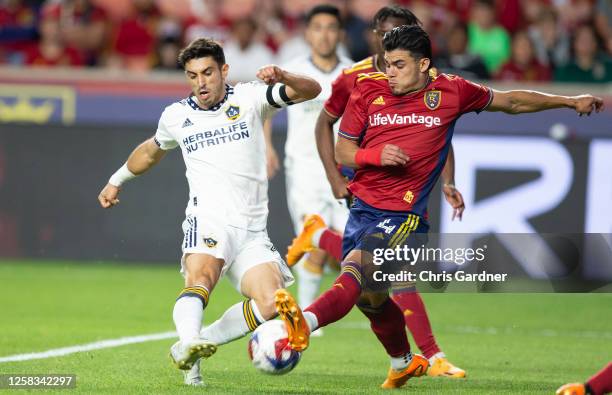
[25,16,84,66]
[108,0,160,71]
[41,0,108,65]
[496,30,552,81]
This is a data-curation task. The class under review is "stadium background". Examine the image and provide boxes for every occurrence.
[0,0,611,393]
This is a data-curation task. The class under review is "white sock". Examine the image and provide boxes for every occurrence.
[303,311,319,332]
[311,228,325,247]
[390,351,413,371]
[173,296,204,343]
[428,351,446,365]
[200,299,264,345]
[297,263,323,308]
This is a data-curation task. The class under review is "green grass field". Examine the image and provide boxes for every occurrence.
[0,260,610,394]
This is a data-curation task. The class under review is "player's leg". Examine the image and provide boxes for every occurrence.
[200,262,283,344]
[275,249,365,351]
[357,292,429,389]
[557,362,612,395]
[200,232,292,344]
[390,284,466,378]
[286,214,344,264]
[170,252,221,370]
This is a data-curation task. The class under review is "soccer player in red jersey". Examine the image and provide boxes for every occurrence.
[286,5,466,378]
[276,24,603,389]
[557,362,612,395]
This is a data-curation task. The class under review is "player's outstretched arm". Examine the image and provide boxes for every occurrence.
[487,90,604,115]
[256,65,321,103]
[98,138,166,209]
[315,110,349,199]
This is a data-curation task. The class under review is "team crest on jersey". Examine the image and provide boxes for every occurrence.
[203,236,218,248]
[225,105,240,120]
[424,90,441,110]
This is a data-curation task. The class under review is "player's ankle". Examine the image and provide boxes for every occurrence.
[428,351,446,365]
[311,228,325,247]
[390,351,413,371]
[303,311,318,332]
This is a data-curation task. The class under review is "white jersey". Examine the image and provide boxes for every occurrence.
[282,56,353,190]
[154,82,292,231]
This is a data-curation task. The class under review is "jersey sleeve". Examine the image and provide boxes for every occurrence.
[338,87,368,141]
[153,109,178,150]
[323,72,353,118]
[245,81,298,120]
[455,76,494,114]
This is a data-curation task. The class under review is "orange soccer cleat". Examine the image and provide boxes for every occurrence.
[556,383,586,395]
[286,214,326,266]
[381,353,429,389]
[274,289,310,352]
[427,357,466,378]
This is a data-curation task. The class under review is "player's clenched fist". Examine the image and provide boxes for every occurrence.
[98,183,120,208]
[380,144,409,166]
[571,94,604,116]
[257,65,285,85]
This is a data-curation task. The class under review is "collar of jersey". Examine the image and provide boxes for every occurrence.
[187,84,234,112]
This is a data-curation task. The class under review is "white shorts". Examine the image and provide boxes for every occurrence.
[179,214,294,292]
[286,173,349,235]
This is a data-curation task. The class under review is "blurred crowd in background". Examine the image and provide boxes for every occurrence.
[1,0,611,83]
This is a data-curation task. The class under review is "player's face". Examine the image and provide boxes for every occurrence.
[184,56,229,109]
[305,13,342,58]
[384,49,430,95]
[372,16,407,57]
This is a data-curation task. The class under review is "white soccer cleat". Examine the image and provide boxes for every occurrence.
[183,359,205,386]
[169,339,217,370]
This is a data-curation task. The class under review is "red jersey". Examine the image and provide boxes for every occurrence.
[339,72,492,215]
[323,56,382,118]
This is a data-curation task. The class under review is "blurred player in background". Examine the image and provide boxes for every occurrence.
[285,5,467,378]
[263,4,352,335]
[98,38,321,386]
[557,362,612,395]
[275,25,603,389]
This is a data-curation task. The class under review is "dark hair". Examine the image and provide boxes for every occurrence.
[305,4,342,27]
[371,5,421,29]
[383,25,432,61]
[178,38,225,69]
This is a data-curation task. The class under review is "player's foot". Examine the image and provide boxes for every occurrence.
[286,214,326,266]
[169,339,217,370]
[427,356,466,378]
[183,358,204,386]
[274,288,310,352]
[380,354,429,389]
[556,383,586,395]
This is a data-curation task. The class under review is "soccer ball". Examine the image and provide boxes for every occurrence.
[248,320,301,375]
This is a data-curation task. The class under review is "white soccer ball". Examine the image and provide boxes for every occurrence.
[248,320,301,375]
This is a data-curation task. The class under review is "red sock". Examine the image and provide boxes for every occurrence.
[305,261,361,328]
[587,362,612,395]
[358,298,411,357]
[391,290,441,359]
[318,229,343,261]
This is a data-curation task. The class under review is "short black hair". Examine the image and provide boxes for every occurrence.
[371,5,421,29]
[305,4,342,27]
[383,25,432,62]
[178,38,225,69]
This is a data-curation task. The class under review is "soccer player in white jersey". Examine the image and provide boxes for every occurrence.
[265,5,352,320]
[97,38,321,386]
